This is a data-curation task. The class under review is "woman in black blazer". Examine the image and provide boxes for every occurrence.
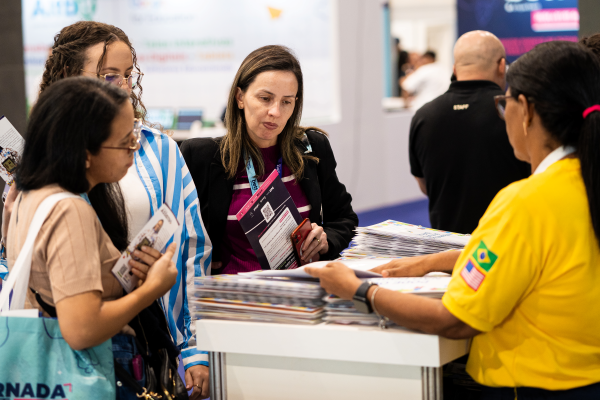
[180,45,357,273]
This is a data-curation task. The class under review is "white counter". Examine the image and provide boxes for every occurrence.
[196,319,470,400]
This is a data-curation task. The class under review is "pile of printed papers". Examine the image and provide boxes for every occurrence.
[193,275,326,325]
[341,220,470,259]
[324,275,451,325]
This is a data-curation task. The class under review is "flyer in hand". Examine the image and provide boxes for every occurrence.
[0,116,25,186]
[236,170,302,270]
[112,203,180,292]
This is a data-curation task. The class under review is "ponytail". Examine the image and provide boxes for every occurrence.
[579,112,600,243]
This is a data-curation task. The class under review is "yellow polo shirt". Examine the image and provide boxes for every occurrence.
[442,158,600,389]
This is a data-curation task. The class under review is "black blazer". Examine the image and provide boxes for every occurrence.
[180,130,358,265]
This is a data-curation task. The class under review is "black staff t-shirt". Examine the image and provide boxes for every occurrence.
[409,80,531,234]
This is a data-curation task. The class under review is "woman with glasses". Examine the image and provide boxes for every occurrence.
[3,21,212,398]
[307,41,600,399]
[9,76,178,399]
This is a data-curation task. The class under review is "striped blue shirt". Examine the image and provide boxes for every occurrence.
[134,126,212,369]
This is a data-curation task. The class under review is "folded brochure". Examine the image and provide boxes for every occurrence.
[0,116,24,186]
[112,203,180,292]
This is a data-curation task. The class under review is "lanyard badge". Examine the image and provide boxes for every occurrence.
[244,150,283,195]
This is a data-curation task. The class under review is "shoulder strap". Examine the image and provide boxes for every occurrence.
[0,192,81,314]
[30,288,57,318]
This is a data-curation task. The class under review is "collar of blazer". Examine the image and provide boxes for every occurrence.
[208,133,322,242]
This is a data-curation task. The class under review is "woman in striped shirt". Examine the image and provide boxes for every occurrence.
[182,45,358,274]
[3,21,212,398]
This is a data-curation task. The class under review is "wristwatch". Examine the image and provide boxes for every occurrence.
[352,281,378,314]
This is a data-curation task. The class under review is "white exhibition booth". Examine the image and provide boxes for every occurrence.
[197,320,469,400]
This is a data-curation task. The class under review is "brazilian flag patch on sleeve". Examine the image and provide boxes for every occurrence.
[472,241,498,272]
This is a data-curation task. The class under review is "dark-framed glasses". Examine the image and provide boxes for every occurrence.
[102,118,142,155]
[81,69,143,89]
[494,95,509,120]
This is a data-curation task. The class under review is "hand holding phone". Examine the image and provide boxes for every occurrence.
[291,218,312,266]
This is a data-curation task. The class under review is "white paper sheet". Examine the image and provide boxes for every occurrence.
[241,259,387,279]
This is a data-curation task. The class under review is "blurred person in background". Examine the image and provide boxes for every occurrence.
[401,50,449,110]
[181,45,357,275]
[392,38,410,97]
[2,21,211,399]
[408,31,529,234]
[397,38,410,80]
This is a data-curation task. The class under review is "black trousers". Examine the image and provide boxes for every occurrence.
[481,382,600,400]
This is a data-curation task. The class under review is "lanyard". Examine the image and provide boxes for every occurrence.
[80,192,92,206]
[533,145,576,175]
[245,150,283,195]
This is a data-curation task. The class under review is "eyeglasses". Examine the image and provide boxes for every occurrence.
[494,94,535,120]
[81,69,143,89]
[494,95,510,120]
[102,118,142,155]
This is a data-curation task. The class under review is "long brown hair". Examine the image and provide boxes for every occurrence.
[39,21,147,122]
[221,45,320,180]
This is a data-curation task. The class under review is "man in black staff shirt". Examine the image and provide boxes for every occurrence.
[409,30,530,234]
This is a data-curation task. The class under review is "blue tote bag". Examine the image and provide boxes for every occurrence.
[0,193,116,400]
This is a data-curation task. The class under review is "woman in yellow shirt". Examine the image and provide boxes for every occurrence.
[307,41,600,398]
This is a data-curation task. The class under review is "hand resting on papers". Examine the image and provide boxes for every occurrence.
[305,261,362,300]
[306,260,481,339]
[370,250,462,277]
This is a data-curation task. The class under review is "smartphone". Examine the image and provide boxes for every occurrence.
[291,218,312,267]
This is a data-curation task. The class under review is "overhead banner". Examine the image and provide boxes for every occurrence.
[22,0,340,124]
[457,0,579,63]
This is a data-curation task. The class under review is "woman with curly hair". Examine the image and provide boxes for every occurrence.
[4,21,212,399]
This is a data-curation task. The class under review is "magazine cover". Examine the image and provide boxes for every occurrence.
[112,203,180,292]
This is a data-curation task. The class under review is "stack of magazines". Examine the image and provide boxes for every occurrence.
[324,276,451,325]
[193,275,326,325]
[341,220,470,259]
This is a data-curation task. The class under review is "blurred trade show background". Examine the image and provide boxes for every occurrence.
[2,0,596,226]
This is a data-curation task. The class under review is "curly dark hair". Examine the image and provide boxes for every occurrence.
[39,21,147,122]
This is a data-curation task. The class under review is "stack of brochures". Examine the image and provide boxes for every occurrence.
[324,275,451,325]
[341,220,470,259]
[193,275,326,325]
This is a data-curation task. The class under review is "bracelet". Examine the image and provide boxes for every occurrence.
[370,286,381,315]
[370,286,389,329]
